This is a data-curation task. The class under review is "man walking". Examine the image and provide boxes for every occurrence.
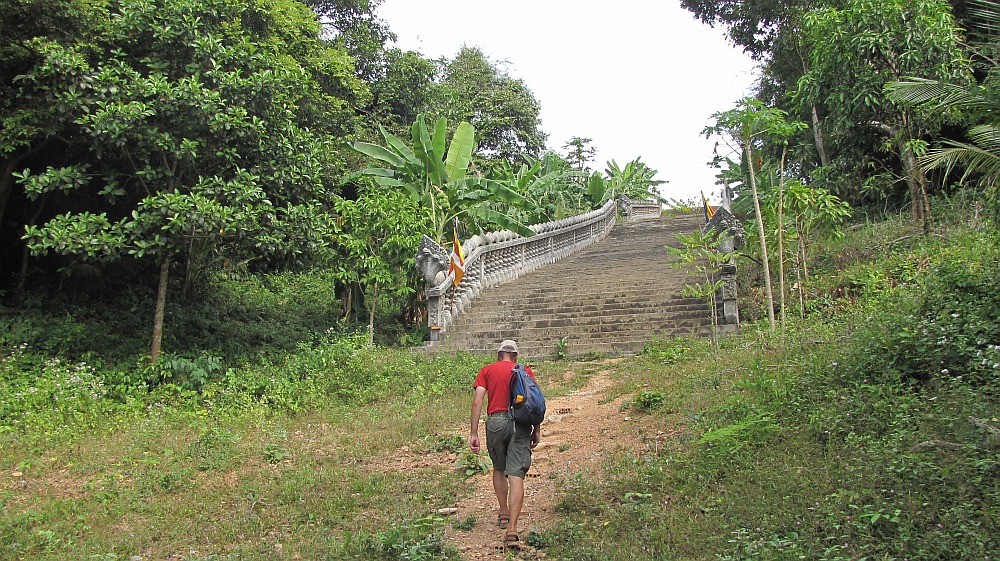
[469,339,541,549]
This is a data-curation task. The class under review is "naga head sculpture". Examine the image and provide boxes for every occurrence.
[702,206,745,254]
[415,235,450,286]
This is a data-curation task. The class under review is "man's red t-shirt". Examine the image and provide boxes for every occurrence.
[473,361,536,415]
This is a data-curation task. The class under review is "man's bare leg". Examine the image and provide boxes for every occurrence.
[506,475,525,536]
[492,469,509,520]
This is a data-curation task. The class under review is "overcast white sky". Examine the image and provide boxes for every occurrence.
[376,0,759,203]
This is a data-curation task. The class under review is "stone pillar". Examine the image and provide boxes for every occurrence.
[719,261,739,326]
[702,206,744,330]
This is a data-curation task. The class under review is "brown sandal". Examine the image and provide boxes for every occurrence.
[504,532,521,550]
[497,514,510,529]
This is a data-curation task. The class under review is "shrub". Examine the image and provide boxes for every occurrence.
[845,232,1000,386]
[0,344,109,435]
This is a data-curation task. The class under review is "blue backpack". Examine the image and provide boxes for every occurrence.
[509,363,546,425]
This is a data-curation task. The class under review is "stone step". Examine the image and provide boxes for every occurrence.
[438,330,712,359]
[452,307,710,329]
[456,292,704,309]
[441,319,713,348]
[433,213,721,357]
[455,304,707,322]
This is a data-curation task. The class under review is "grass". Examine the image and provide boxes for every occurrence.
[532,316,997,560]
[525,211,1000,560]
[1,399,475,560]
[0,349,595,560]
[2,206,998,560]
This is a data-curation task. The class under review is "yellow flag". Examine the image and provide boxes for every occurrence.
[448,223,465,286]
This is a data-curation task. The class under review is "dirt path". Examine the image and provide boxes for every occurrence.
[444,363,651,559]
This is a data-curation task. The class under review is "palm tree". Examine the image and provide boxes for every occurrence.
[887,78,1000,188]
[886,0,1000,192]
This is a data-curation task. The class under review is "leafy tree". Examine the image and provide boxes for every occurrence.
[886,0,1000,212]
[333,187,427,345]
[794,0,971,225]
[706,98,805,332]
[11,0,365,360]
[303,0,394,82]
[368,48,436,131]
[434,47,547,164]
[889,78,1000,204]
[784,183,851,279]
[605,158,666,202]
[562,136,597,171]
[491,152,586,224]
[0,0,99,259]
[680,0,815,58]
[667,229,733,356]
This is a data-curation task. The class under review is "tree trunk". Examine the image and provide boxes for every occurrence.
[0,141,51,233]
[778,145,788,332]
[17,195,48,290]
[183,226,196,299]
[341,282,353,322]
[811,105,831,167]
[150,257,171,363]
[873,118,928,225]
[747,147,776,332]
[901,146,931,230]
[367,280,378,346]
[0,157,21,235]
[798,228,810,280]
[793,258,805,319]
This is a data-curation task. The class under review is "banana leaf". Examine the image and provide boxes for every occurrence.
[432,117,447,165]
[446,122,475,182]
[378,125,420,170]
[460,206,534,238]
[359,167,395,178]
[350,141,405,168]
[412,118,444,186]
[372,176,412,189]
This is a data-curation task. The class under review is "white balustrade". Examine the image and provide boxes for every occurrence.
[421,197,662,339]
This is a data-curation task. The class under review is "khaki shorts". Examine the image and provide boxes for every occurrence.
[486,412,532,478]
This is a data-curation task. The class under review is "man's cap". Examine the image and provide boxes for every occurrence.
[498,339,519,354]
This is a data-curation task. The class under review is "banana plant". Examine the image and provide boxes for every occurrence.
[605,157,667,202]
[491,154,587,223]
[349,114,534,242]
[584,171,611,209]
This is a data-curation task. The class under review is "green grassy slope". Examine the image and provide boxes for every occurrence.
[1,208,997,560]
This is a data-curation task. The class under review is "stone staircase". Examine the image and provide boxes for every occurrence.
[433,213,712,360]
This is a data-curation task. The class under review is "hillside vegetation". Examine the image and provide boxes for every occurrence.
[3,0,1000,559]
[1,201,997,560]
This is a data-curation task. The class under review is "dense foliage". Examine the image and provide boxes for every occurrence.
[687,0,1000,226]
[0,0,663,361]
[1,1,998,559]
[1,198,996,560]
[532,203,999,560]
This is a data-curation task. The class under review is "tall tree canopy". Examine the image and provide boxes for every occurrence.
[794,0,970,221]
[303,0,394,82]
[685,0,977,218]
[2,0,368,357]
[435,47,547,165]
[680,0,812,58]
[12,0,365,266]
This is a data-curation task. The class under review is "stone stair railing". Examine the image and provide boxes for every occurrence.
[416,198,662,341]
[702,190,743,329]
[416,200,614,340]
[414,197,667,341]
[619,197,662,221]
